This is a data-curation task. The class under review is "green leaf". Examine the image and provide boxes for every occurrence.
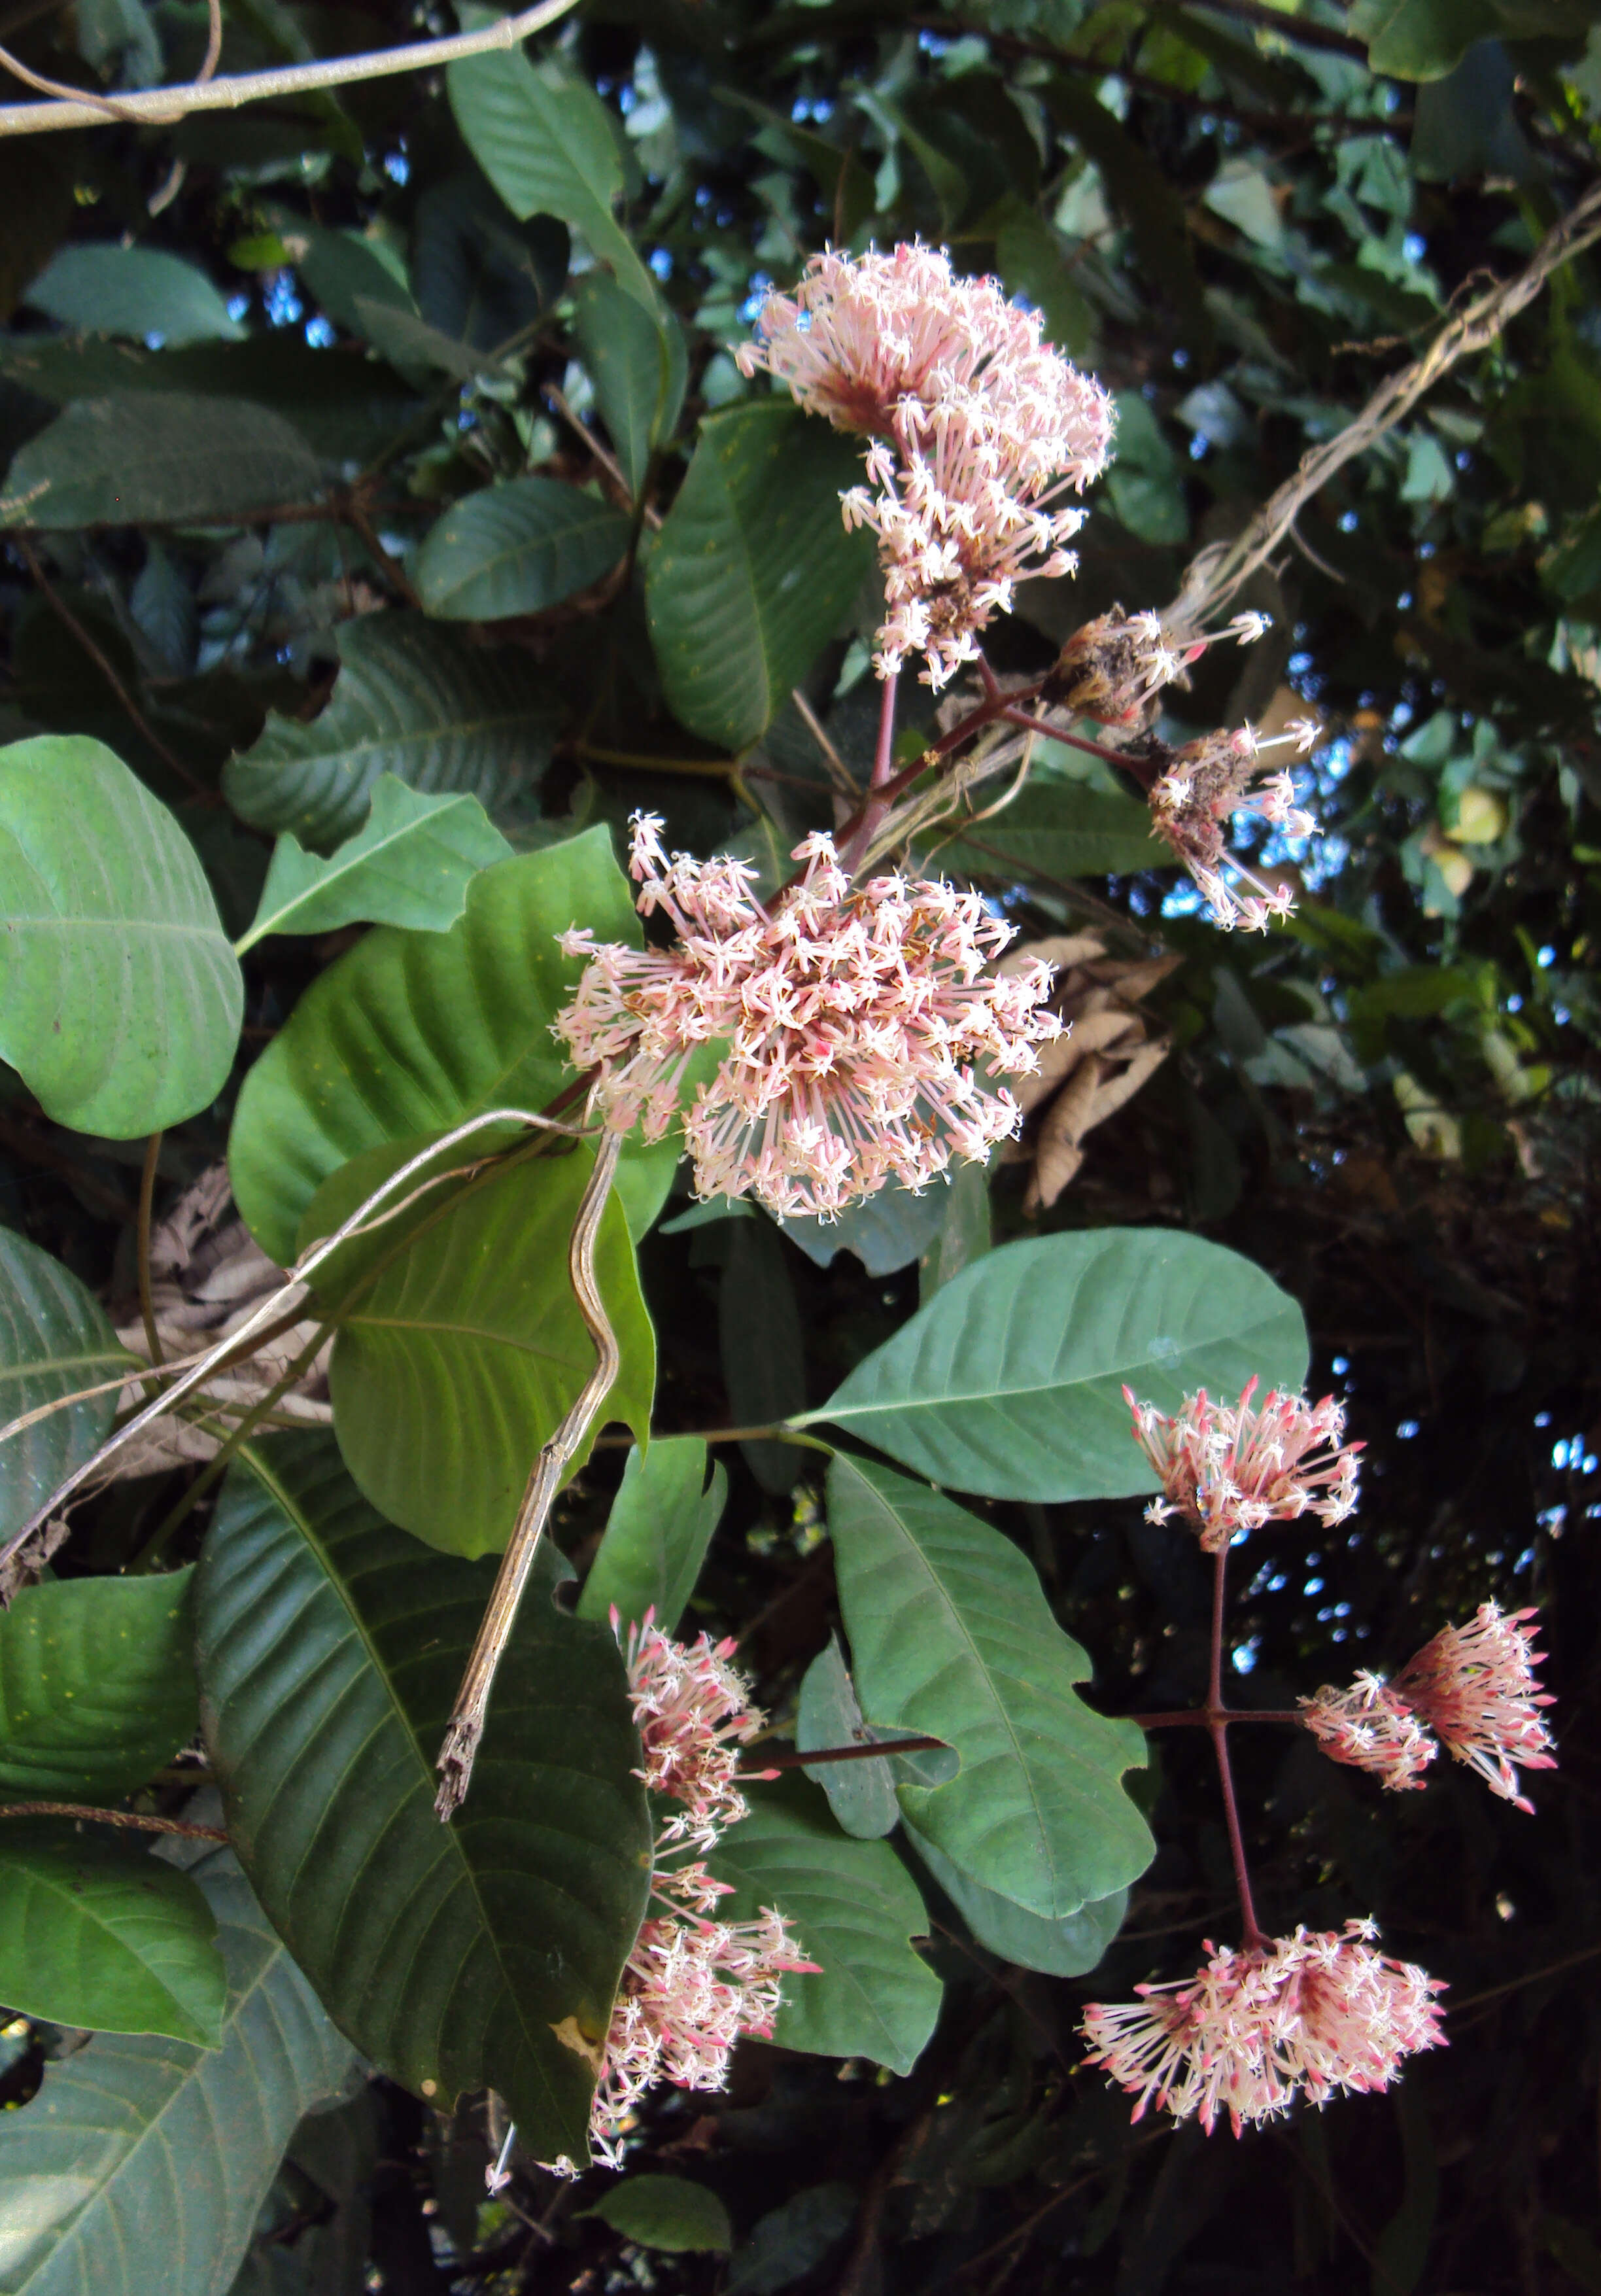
[23,244,245,348]
[414,477,630,621]
[0,737,242,1137]
[1041,76,1211,355]
[3,394,323,528]
[222,612,557,852]
[572,271,688,500]
[800,1230,1309,1503]
[195,1436,653,2164]
[827,1455,1152,1919]
[309,1138,655,1556]
[719,1215,806,1497]
[992,201,1093,362]
[919,1160,991,1298]
[0,1569,199,1799]
[727,2185,857,2296]
[576,1437,726,1634]
[1349,0,1502,78]
[903,1822,1127,1977]
[0,1229,131,1540]
[937,780,1166,886]
[712,1776,942,2076]
[1104,388,1191,546]
[0,1822,226,2046]
[447,47,656,307]
[778,1179,953,1278]
[797,1635,899,1841]
[0,1853,357,2296]
[585,2177,733,2253]
[646,403,876,752]
[227,831,653,1268]
[237,778,512,953]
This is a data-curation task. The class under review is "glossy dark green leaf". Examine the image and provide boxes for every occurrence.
[0,1228,131,1540]
[778,1181,953,1279]
[646,403,875,751]
[827,1457,1152,1919]
[195,1436,653,2164]
[413,478,630,621]
[727,2184,857,2296]
[311,1139,655,1556]
[936,779,1165,887]
[719,1215,806,1496]
[576,1437,725,1634]
[3,394,322,527]
[918,1161,991,1298]
[0,1822,226,2045]
[0,1569,199,1799]
[23,245,245,348]
[585,2177,733,2253]
[802,1230,1309,1503]
[236,778,511,952]
[712,1777,942,2076]
[0,1852,357,2296]
[0,736,242,1136]
[903,1823,1128,1977]
[572,271,688,500]
[796,1635,898,1841]
[222,612,557,852]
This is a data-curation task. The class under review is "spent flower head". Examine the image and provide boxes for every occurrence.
[555,814,1061,1220]
[1126,1376,1362,1554]
[1081,1921,1445,2136]
[1300,1674,1437,1792]
[1394,1603,1557,1814]
[1044,607,1272,729]
[1146,725,1318,931]
[736,242,1114,687]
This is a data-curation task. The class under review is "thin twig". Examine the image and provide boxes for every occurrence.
[755,1736,949,1771]
[0,1800,228,1841]
[136,1130,164,1375]
[435,1128,625,1818]
[0,0,580,135]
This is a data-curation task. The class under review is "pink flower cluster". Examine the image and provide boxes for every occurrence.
[1147,723,1319,932]
[1048,608,1273,731]
[555,813,1061,1219]
[1126,1376,1362,1554]
[552,1612,817,2174]
[1081,1921,1445,2135]
[735,242,1114,687]
[1301,1606,1556,1812]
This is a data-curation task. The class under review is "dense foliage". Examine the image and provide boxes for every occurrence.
[1,0,1600,2290]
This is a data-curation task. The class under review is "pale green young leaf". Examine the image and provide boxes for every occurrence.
[237,777,511,952]
[0,1229,132,1540]
[576,1437,726,1635]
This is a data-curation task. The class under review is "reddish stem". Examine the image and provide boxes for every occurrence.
[1203,1548,1265,1950]
[838,670,901,873]
[827,667,1050,877]
[751,1736,949,1771]
[1131,1709,1306,1730]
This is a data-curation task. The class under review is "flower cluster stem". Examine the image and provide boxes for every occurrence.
[1204,1548,1266,1950]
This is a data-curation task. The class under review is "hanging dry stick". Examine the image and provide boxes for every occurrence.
[434,1128,624,1821]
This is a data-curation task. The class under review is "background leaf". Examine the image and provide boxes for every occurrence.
[22,245,245,348]
[0,1821,226,2046]
[0,1229,131,1539]
[802,1230,1309,1502]
[576,1436,725,1634]
[572,271,687,500]
[0,1569,199,1799]
[237,778,511,952]
[778,1181,954,1279]
[903,1823,1128,1978]
[934,781,1166,886]
[222,613,557,852]
[712,1776,942,2077]
[0,736,242,1136]
[311,1141,655,1556]
[718,1215,807,1497]
[585,2177,733,2253]
[827,1455,1153,1919]
[3,394,323,527]
[413,478,630,621]
[796,1635,899,1841]
[645,403,875,751]
[0,1853,356,2296]
[195,1436,653,2165]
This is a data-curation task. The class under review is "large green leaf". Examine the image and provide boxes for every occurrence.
[222,614,557,851]
[414,477,630,621]
[827,1456,1152,1919]
[645,403,876,752]
[227,831,655,1268]
[796,1635,897,1841]
[0,1852,356,2296]
[586,2178,733,2253]
[0,1822,226,2046]
[800,1230,1309,1503]
[778,1182,952,1279]
[572,271,688,500]
[576,1437,726,1634]
[712,1777,942,2077]
[0,737,243,1137]
[309,1139,655,1556]
[447,47,655,306]
[1349,0,1501,78]
[236,778,511,953]
[0,1569,199,1799]
[3,394,323,528]
[903,1823,1128,1978]
[22,245,245,348]
[0,1229,131,1540]
[936,781,1165,886]
[195,1436,653,2164]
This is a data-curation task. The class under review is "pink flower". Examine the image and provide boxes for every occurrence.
[620,1610,764,1853]
[1125,1377,1362,1554]
[735,243,1114,687]
[1394,1603,1557,1814]
[555,814,1062,1219]
[1081,1920,1445,2135]
[1299,1673,1437,1792]
[1146,726,1318,931]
